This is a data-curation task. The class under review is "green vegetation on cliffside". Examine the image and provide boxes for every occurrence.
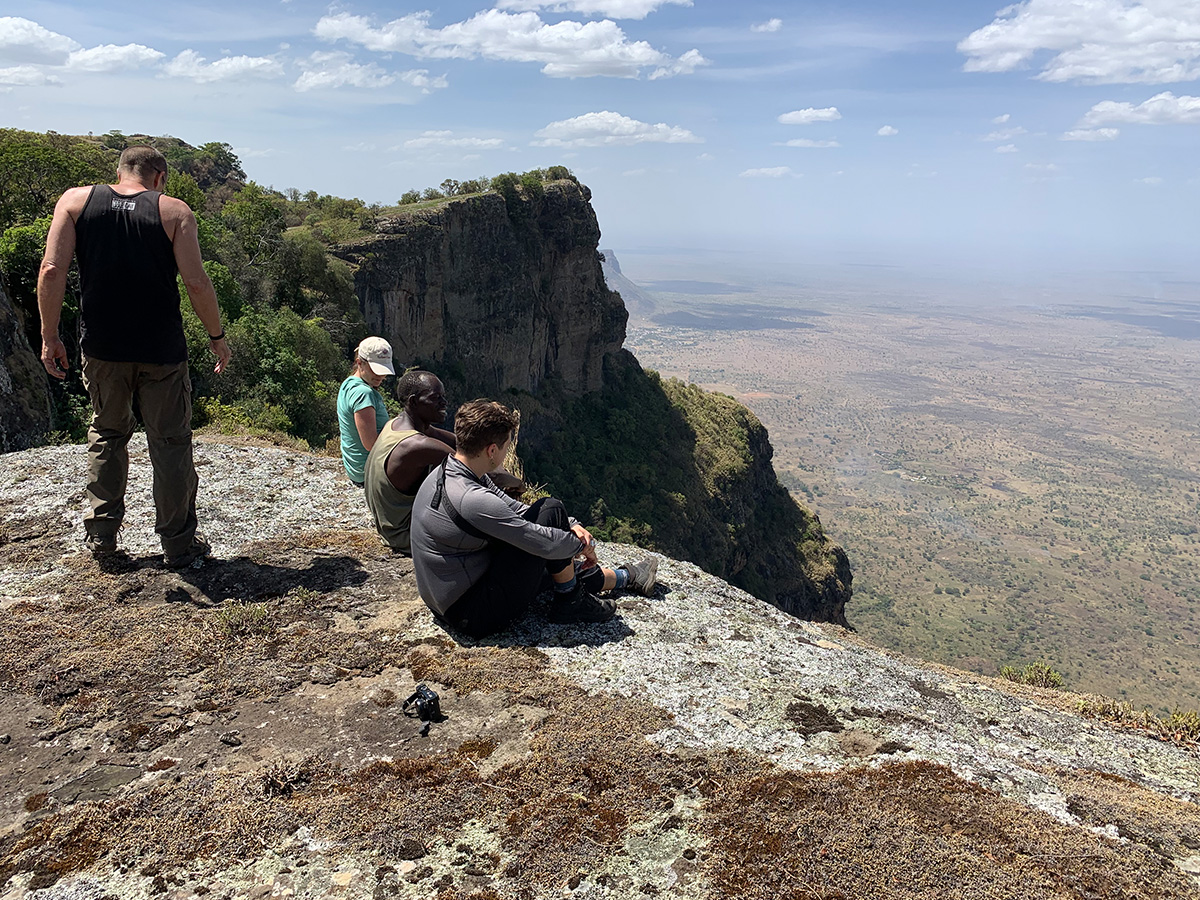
[524,353,850,622]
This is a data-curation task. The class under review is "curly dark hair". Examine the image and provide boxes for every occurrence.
[394,369,436,405]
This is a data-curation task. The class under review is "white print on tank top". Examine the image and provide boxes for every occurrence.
[110,198,137,212]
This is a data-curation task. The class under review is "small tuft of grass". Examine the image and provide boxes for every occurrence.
[999,660,1063,688]
[214,601,273,638]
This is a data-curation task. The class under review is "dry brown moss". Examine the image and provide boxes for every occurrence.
[699,757,1196,900]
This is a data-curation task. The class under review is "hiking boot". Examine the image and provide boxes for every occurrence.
[164,535,212,569]
[85,532,119,557]
[548,584,616,625]
[621,557,658,596]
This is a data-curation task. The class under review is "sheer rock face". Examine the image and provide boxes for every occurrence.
[335,182,851,624]
[336,183,627,398]
[0,279,50,452]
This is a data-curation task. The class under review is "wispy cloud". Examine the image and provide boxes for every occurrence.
[493,0,692,20]
[994,143,1018,153]
[877,125,898,136]
[739,166,794,178]
[1061,127,1120,141]
[534,110,701,146]
[314,9,706,79]
[164,49,284,83]
[403,130,507,150]
[294,51,398,91]
[983,125,1026,142]
[783,138,840,148]
[778,106,841,125]
[751,19,783,33]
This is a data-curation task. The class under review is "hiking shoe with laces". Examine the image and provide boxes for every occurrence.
[85,533,119,557]
[621,556,658,596]
[164,535,212,569]
[548,583,616,625]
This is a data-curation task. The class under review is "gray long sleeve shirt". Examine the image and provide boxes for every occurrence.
[411,456,583,614]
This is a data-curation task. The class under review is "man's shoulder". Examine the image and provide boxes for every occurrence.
[57,185,94,215]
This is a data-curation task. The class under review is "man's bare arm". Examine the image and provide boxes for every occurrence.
[165,197,231,374]
[385,435,454,493]
[428,425,456,449]
[37,188,87,378]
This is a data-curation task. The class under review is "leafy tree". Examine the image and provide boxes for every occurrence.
[165,170,206,212]
[400,190,420,205]
[0,130,110,231]
[223,182,286,263]
[440,179,461,196]
[420,187,445,201]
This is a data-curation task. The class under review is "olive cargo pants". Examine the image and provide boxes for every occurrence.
[81,356,198,557]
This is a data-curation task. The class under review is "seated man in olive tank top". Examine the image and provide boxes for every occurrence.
[364,370,456,553]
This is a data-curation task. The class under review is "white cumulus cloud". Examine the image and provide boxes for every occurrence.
[877,125,898,136]
[0,17,79,65]
[783,138,840,148]
[66,44,164,72]
[314,9,705,79]
[992,113,1011,123]
[958,0,1200,84]
[751,19,783,33]
[533,110,701,146]
[403,130,507,150]
[0,64,59,86]
[165,49,284,83]
[493,0,692,20]
[995,144,1019,153]
[1081,91,1200,125]
[778,106,841,125]
[1061,127,1120,140]
[739,166,794,178]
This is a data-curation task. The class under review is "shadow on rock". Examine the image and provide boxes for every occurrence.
[172,554,369,605]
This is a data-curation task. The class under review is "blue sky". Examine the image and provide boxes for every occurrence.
[3,1,1198,280]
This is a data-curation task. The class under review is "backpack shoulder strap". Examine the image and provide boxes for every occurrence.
[431,458,489,542]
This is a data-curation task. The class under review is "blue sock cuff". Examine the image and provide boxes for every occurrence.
[614,567,629,589]
[553,575,577,594]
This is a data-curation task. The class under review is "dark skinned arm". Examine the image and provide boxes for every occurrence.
[427,425,456,449]
[384,434,454,494]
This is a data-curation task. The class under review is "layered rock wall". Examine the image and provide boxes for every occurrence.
[0,279,50,452]
[336,184,626,397]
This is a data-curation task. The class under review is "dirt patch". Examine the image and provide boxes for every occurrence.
[785,701,844,735]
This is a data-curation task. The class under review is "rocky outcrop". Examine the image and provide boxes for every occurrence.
[0,278,50,452]
[336,181,850,624]
[0,439,1196,899]
[600,248,656,318]
[336,183,626,398]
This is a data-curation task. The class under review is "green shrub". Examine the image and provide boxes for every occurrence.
[999,660,1064,688]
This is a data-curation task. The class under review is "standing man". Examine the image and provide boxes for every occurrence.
[38,145,231,567]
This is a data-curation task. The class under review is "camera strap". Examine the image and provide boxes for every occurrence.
[431,458,490,542]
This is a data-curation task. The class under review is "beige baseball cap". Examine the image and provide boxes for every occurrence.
[356,336,396,375]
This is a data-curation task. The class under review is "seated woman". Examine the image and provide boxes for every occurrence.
[364,370,457,553]
[336,337,395,486]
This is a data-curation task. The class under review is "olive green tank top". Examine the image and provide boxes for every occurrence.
[364,425,421,552]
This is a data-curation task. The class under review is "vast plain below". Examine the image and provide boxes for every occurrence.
[616,248,1200,713]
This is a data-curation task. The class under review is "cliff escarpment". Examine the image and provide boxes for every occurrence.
[0,278,50,452]
[336,184,626,398]
[336,181,851,623]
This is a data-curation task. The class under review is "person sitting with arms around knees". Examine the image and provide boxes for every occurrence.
[365,370,457,554]
[410,398,658,637]
[337,336,395,486]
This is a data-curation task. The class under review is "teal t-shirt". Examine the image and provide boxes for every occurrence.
[337,375,389,484]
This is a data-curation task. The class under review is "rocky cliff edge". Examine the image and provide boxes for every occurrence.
[0,438,1196,899]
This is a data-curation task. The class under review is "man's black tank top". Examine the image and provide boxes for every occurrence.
[75,185,186,364]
